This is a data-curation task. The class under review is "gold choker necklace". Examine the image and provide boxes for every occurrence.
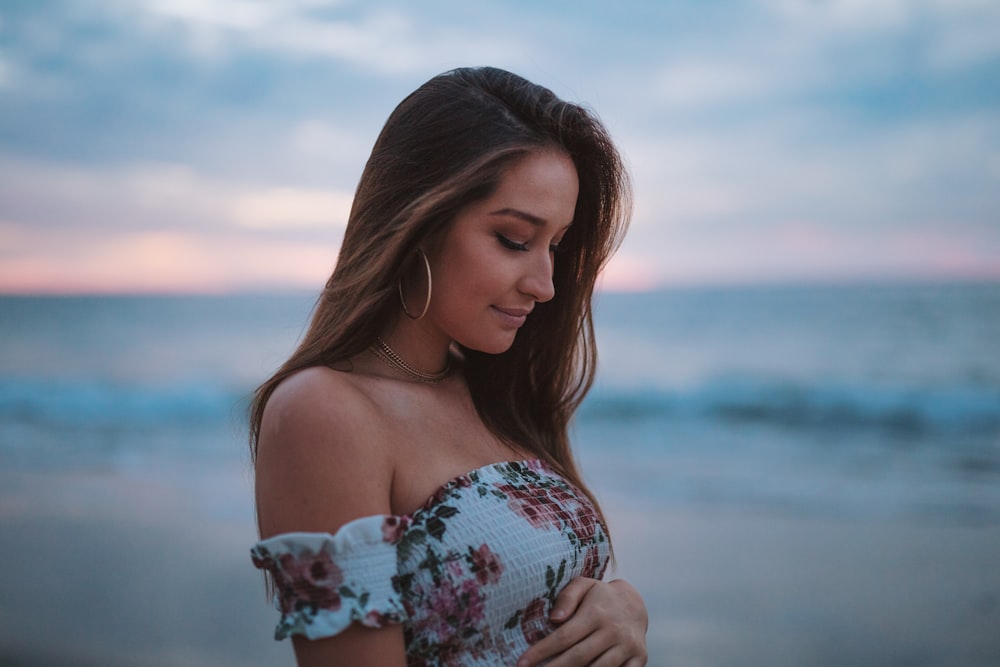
[370,337,451,383]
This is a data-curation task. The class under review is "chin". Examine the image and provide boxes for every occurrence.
[459,332,518,356]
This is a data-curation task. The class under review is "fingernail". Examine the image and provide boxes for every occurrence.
[552,608,566,619]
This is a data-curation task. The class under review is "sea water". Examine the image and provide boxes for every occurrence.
[584,283,1000,523]
[0,283,998,666]
[2,284,997,519]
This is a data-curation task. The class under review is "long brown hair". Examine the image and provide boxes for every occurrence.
[250,67,630,528]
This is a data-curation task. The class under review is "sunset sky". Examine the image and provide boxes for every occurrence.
[1,0,998,293]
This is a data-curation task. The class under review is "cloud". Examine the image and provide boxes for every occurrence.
[289,119,372,164]
[624,108,1000,226]
[141,1,421,71]
[0,157,352,232]
[133,0,532,74]
[643,0,1000,121]
[0,224,343,294]
[599,255,662,292]
[1,0,998,291]
[611,107,1000,285]
[760,0,911,29]
[619,219,1000,286]
[231,187,353,230]
[0,55,12,89]
[0,156,349,292]
[923,4,1000,71]
[654,62,775,110]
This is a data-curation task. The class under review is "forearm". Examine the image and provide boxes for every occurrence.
[292,624,407,667]
[518,576,648,667]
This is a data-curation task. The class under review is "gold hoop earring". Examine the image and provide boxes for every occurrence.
[398,248,432,320]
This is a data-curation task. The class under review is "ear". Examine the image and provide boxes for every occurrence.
[419,221,452,264]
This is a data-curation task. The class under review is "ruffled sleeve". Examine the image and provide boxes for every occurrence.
[250,514,410,640]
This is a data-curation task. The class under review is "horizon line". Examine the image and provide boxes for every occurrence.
[2,274,998,298]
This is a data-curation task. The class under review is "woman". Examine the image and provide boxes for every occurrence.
[250,67,648,666]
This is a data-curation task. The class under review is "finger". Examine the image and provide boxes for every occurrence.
[571,639,645,667]
[517,622,595,667]
[541,630,646,667]
[550,576,599,623]
[535,630,608,667]
[589,646,628,667]
[521,579,647,667]
[612,636,649,667]
[541,610,644,667]
[607,579,649,631]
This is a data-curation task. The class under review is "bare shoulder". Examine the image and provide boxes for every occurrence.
[261,365,377,437]
[255,366,393,539]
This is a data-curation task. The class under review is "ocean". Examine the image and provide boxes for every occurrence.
[1,283,998,666]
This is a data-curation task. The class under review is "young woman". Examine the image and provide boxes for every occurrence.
[250,67,648,666]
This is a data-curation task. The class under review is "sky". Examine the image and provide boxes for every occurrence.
[1,0,998,293]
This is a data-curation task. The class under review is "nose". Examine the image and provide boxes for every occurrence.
[519,251,556,303]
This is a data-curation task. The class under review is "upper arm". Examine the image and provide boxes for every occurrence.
[254,367,406,667]
[255,366,392,538]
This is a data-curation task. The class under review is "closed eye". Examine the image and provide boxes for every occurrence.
[495,233,528,252]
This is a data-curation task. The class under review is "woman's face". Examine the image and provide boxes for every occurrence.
[423,149,579,354]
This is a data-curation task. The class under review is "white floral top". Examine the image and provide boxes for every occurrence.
[250,459,610,666]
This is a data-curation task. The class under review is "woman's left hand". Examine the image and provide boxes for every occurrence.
[517,577,648,667]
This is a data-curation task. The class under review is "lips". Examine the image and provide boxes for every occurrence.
[492,305,532,328]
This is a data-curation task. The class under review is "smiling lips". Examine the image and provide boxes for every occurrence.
[492,305,532,328]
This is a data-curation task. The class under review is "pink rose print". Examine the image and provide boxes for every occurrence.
[364,609,393,627]
[422,474,475,513]
[258,549,343,615]
[252,460,610,662]
[382,515,411,543]
[447,559,466,579]
[469,544,504,586]
[497,483,564,532]
[520,597,551,644]
[582,545,603,579]
[409,575,487,646]
[568,504,598,543]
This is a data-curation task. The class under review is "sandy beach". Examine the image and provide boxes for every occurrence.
[2,288,998,666]
[1,465,997,667]
[609,502,1000,667]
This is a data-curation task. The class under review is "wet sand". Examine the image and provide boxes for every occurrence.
[0,468,997,667]
[607,501,1000,667]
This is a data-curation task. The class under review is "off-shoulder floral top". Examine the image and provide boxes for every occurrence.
[250,459,610,666]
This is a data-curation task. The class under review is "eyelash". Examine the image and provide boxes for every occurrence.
[495,233,564,254]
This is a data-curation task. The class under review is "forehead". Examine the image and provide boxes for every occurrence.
[486,150,579,226]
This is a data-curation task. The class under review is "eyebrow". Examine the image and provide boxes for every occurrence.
[488,207,546,227]
[489,207,575,231]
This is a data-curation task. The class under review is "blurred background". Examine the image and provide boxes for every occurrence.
[1,1,998,666]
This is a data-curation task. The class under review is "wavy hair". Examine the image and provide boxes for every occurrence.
[250,66,631,530]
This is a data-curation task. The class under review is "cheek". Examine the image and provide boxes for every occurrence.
[429,251,481,314]
[434,239,496,291]
[435,267,488,310]
[431,265,507,330]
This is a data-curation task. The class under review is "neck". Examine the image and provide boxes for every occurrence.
[378,317,452,377]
